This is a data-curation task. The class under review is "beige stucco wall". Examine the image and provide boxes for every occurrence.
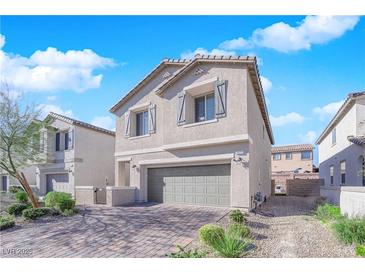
[272,151,313,173]
[106,186,136,206]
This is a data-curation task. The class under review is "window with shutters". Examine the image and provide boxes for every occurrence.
[55,132,60,151]
[136,110,148,136]
[194,93,215,122]
[124,103,156,138]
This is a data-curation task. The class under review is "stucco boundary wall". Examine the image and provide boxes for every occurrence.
[106,186,136,207]
[75,186,96,205]
[321,186,365,218]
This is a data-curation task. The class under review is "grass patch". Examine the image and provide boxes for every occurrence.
[229,210,246,224]
[332,218,365,245]
[355,245,365,257]
[314,203,342,223]
[168,245,206,258]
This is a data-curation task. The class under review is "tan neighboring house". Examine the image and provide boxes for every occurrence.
[110,54,274,209]
[271,144,314,173]
[316,92,365,215]
[1,112,116,197]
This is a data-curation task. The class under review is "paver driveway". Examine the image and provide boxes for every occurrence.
[0,203,228,258]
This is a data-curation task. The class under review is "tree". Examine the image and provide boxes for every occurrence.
[0,89,48,208]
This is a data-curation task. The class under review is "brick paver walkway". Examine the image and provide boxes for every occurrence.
[0,203,228,258]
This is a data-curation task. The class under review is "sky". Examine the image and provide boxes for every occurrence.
[1,16,364,164]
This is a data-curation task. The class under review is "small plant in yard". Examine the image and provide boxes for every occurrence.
[15,191,29,203]
[314,203,342,223]
[7,203,31,216]
[209,230,250,258]
[199,224,225,246]
[355,245,365,257]
[229,209,246,224]
[332,218,365,245]
[8,186,24,194]
[227,223,251,239]
[168,245,206,258]
[44,191,75,212]
[62,208,76,216]
[22,207,59,220]
[0,215,15,230]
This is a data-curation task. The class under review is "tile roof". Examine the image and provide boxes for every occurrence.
[316,91,365,144]
[47,112,115,136]
[347,135,365,146]
[109,54,274,144]
[271,144,314,153]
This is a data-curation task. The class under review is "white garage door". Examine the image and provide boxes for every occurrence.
[46,173,69,192]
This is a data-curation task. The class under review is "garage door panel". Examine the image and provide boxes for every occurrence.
[148,164,231,207]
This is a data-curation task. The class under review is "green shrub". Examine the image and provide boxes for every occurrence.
[7,203,31,216]
[333,218,365,245]
[315,203,342,223]
[227,223,251,239]
[62,208,76,216]
[22,207,59,220]
[0,215,15,230]
[168,245,206,258]
[199,224,225,246]
[44,191,75,212]
[229,210,246,224]
[356,245,365,257]
[210,232,250,258]
[15,191,28,203]
[9,186,23,194]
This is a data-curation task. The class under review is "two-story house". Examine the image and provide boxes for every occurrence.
[110,54,274,209]
[316,92,365,204]
[33,112,115,196]
[271,144,314,173]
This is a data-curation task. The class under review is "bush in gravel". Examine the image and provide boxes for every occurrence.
[332,218,365,245]
[9,186,24,194]
[199,224,225,246]
[7,203,31,216]
[0,215,15,230]
[44,191,75,212]
[15,191,28,203]
[229,210,246,224]
[168,245,206,258]
[209,230,250,258]
[315,203,342,223]
[62,208,76,216]
[227,223,251,239]
[22,207,59,220]
[356,245,365,257]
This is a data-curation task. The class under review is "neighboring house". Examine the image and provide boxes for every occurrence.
[316,92,365,217]
[0,166,37,192]
[271,144,314,173]
[14,112,116,197]
[110,54,274,209]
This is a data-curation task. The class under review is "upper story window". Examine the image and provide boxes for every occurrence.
[301,151,311,160]
[331,128,336,145]
[273,153,281,160]
[340,160,346,185]
[136,110,149,136]
[56,132,60,151]
[285,152,292,160]
[195,93,215,123]
[330,165,334,185]
[55,130,74,151]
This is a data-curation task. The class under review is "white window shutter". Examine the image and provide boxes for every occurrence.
[148,104,156,133]
[124,111,131,137]
[215,80,227,118]
[177,91,186,125]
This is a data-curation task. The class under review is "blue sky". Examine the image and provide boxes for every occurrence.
[1,16,364,164]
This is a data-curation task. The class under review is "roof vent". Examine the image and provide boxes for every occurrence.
[162,71,171,79]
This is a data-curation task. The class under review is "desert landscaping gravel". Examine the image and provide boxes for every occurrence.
[187,196,356,258]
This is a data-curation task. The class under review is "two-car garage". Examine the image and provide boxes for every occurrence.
[147,164,231,207]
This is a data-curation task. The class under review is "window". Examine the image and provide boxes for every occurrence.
[136,110,148,136]
[340,161,346,185]
[55,132,60,151]
[285,152,292,160]
[301,151,311,160]
[64,132,69,150]
[332,128,336,145]
[330,165,334,185]
[194,93,215,123]
[273,153,281,160]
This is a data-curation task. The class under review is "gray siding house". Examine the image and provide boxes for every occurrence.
[110,54,274,209]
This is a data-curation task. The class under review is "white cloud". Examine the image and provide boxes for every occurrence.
[47,95,56,101]
[313,100,344,120]
[270,112,305,127]
[252,16,359,53]
[0,34,5,49]
[90,116,114,131]
[36,103,73,119]
[260,76,272,93]
[219,37,251,50]
[298,130,317,144]
[0,34,115,93]
[180,47,236,59]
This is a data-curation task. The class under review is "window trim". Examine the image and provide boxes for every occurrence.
[340,160,346,185]
[301,151,312,160]
[273,153,281,161]
[135,110,149,137]
[331,128,337,145]
[55,132,60,152]
[285,152,292,160]
[194,92,215,123]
